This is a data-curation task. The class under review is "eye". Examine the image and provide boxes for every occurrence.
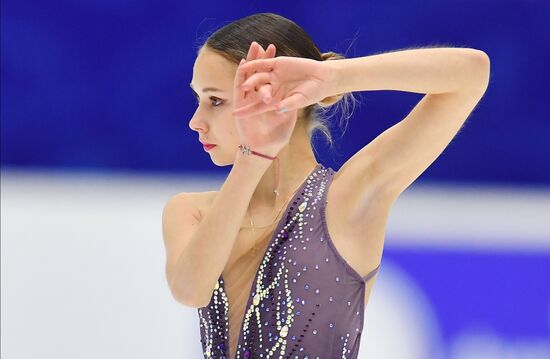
[193,94,223,107]
[209,97,223,107]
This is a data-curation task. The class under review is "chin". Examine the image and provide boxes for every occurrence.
[206,144,240,167]
[209,152,233,167]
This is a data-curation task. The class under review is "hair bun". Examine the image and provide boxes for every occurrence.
[321,51,344,61]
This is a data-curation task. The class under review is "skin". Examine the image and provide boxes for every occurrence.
[189,46,319,221]
[168,42,490,310]
[187,43,490,283]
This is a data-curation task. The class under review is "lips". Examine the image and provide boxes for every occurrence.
[203,144,216,151]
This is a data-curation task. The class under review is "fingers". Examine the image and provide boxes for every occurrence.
[240,42,266,101]
[246,42,259,64]
[256,43,275,104]
[233,86,275,116]
[258,85,273,103]
[233,100,278,118]
[240,58,276,76]
[265,43,276,58]
[242,44,255,87]
[246,42,274,103]
[274,92,305,113]
[234,42,277,116]
[249,44,257,59]
[234,59,248,102]
[241,72,272,91]
[247,41,263,74]
[242,41,276,78]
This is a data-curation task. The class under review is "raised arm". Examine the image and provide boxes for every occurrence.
[162,151,271,307]
[326,47,490,224]
[228,45,490,234]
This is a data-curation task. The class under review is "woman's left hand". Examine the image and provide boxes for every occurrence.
[232,46,337,118]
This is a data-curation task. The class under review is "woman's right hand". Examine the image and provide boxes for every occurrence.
[233,41,298,158]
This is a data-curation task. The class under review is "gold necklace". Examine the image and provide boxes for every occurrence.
[245,196,289,232]
[242,164,318,256]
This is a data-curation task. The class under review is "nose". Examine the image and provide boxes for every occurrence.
[189,109,207,133]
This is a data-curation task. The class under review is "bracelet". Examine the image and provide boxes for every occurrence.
[238,144,280,196]
[237,144,276,160]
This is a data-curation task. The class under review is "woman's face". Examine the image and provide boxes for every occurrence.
[189,48,241,166]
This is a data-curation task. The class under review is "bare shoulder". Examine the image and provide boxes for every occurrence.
[161,190,217,261]
[164,190,217,220]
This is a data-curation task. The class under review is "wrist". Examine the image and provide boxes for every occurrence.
[234,146,274,169]
[234,144,281,196]
[325,59,345,96]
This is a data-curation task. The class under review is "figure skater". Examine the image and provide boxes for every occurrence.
[162,12,490,359]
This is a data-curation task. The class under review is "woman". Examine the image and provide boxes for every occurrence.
[162,12,490,359]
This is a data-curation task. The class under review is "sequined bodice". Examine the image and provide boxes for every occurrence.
[197,163,380,359]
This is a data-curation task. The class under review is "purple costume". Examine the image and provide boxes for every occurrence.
[198,163,381,358]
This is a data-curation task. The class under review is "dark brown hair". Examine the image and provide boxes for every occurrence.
[195,12,358,152]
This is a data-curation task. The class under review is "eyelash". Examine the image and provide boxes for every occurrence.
[194,95,223,107]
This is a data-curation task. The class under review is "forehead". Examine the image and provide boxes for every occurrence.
[191,49,237,90]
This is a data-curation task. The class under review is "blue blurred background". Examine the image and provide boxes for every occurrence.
[1,1,549,358]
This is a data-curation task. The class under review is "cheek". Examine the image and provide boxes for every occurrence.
[219,115,237,136]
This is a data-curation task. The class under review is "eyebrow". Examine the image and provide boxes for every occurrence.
[189,83,225,93]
